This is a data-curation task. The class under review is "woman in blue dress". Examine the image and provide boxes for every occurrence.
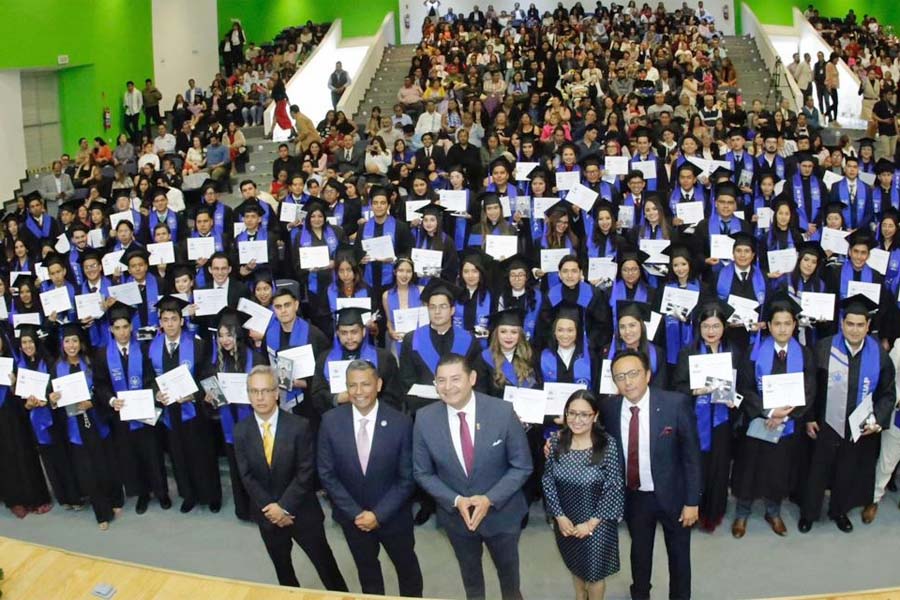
[543,389,624,599]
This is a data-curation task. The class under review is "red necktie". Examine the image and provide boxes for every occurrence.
[777,350,786,362]
[458,412,475,476]
[627,406,641,491]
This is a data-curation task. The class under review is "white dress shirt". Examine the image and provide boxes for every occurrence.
[255,408,280,440]
[447,393,477,476]
[352,401,378,458]
[620,388,655,492]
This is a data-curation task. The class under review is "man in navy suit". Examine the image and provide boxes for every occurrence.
[602,349,702,600]
[413,353,533,600]
[317,360,423,597]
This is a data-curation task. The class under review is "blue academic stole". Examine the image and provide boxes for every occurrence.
[213,347,256,444]
[327,284,369,314]
[694,343,731,450]
[299,225,338,294]
[451,189,471,250]
[836,179,871,228]
[586,232,616,259]
[664,281,699,364]
[25,214,52,240]
[668,185,706,216]
[486,181,521,224]
[20,358,53,445]
[454,290,492,332]
[150,210,179,241]
[209,202,226,237]
[265,318,310,405]
[68,249,85,287]
[387,286,422,328]
[609,280,648,325]
[838,262,874,303]
[831,333,882,418]
[873,186,900,216]
[124,274,160,328]
[57,359,109,445]
[107,341,146,431]
[540,346,592,387]
[630,154,659,191]
[236,227,268,243]
[716,263,766,305]
[411,325,472,375]
[792,174,822,230]
[149,332,197,427]
[324,344,378,385]
[362,216,397,287]
[757,154,785,180]
[754,337,806,437]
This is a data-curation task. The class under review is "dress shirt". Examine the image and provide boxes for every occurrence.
[447,393,477,477]
[154,133,177,154]
[352,401,379,458]
[735,266,751,281]
[255,408,280,440]
[620,388,655,492]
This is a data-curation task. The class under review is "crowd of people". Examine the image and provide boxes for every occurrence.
[2,2,900,600]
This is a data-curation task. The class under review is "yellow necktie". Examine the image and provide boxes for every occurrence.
[262,422,274,467]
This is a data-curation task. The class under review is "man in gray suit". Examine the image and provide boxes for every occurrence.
[38,160,75,202]
[413,353,532,600]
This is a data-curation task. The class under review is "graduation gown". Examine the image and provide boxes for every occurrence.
[0,383,50,508]
[398,325,481,413]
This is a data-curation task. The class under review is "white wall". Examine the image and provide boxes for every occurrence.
[151,0,220,109]
[399,0,734,44]
[0,71,28,202]
[741,3,802,111]
[339,13,395,119]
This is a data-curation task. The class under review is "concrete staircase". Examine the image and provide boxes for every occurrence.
[352,44,419,128]
[723,34,783,111]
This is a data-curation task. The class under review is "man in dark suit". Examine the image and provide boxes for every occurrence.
[413,132,447,172]
[413,353,533,600]
[234,365,348,591]
[334,135,366,176]
[317,360,423,597]
[601,349,702,600]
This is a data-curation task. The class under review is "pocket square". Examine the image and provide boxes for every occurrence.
[659,426,674,437]
[492,439,503,447]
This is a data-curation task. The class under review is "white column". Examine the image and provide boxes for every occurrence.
[0,71,27,201]
[151,0,220,108]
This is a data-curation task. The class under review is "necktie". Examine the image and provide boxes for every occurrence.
[682,193,689,202]
[262,422,274,466]
[357,418,370,474]
[627,406,641,490]
[458,412,475,476]
[740,272,747,282]
[777,349,786,362]
[721,221,728,235]
[90,286,97,293]
[426,147,431,158]
[345,149,351,161]
[168,341,178,355]
[121,347,128,362]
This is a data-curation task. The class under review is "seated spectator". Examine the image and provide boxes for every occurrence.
[204,133,230,181]
[397,77,424,115]
[153,124,176,157]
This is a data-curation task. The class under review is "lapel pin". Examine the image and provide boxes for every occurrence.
[476,423,481,431]
[380,420,387,427]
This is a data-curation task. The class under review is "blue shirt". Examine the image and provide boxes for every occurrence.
[206,144,229,166]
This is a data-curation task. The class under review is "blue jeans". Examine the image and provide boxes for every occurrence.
[735,498,781,519]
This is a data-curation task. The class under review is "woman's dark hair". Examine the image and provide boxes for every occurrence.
[554,389,608,465]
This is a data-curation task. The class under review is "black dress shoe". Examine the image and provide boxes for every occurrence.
[180,500,196,514]
[135,495,150,515]
[209,501,221,514]
[832,514,853,533]
[159,495,172,510]
[797,518,812,533]
[413,505,433,526]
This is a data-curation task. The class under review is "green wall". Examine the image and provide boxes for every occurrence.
[741,0,900,32]
[0,0,154,156]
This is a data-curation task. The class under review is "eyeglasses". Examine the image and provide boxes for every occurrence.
[566,410,595,421]
[700,322,724,331]
[612,369,644,383]
[248,387,277,397]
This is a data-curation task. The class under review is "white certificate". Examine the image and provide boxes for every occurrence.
[147,241,175,266]
[540,248,572,273]
[618,205,635,229]
[193,288,228,316]
[336,297,373,324]
[75,292,105,320]
[710,234,735,260]
[40,287,72,317]
[555,170,581,191]
[187,236,216,260]
[88,228,106,249]
[108,281,143,306]
[867,248,890,275]
[118,389,157,421]
[238,240,269,265]
[237,297,273,332]
[438,189,468,213]
[599,360,617,394]
[411,248,443,276]
[675,201,705,225]
[10,271,30,288]
[639,239,670,264]
[587,257,617,283]
[393,306,429,334]
[502,387,547,424]
[633,160,657,179]
[756,206,774,229]
[767,249,798,274]
[405,199,431,221]
[51,371,91,407]
[34,263,49,283]
[728,294,760,324]
[499,196,512,218]
[15,368,49,401]
[13,312,41,328]
[277,344,315,379]
[485,235,519,260]
[847,280,881,305]
[761,372,806,409]
[299,245,330,270]
[408,384,440,399]
[564,183,599,212]
[280,202,300,223]
[544,382,588,414]
[327,360,354,394]
[110,210,134,231]
[822,170,844,190]
[848,394,874,443]
[155,364,199,402]
[688,352,734,389]
[645,311,663,340]
[234,223,246,238]
[604,156,629,176]
[800,292,835,321]
[533,197,558,218]
[0,357,13,386]
[55,233,70,254]
[102,250,125,276]
[660,286,700,316]
[361,235,396,261]
[514,162,539,181]
[820,228,849,255]
[218,372,250,404]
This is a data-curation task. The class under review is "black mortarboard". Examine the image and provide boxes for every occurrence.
[661,243,692,262]
[420,278,462,303]
[710,166,733,181]
[796,240,825,262]
[119,247,151,266]
[616,300,652,322]
[727,127,746,139]
[528,166,551,181]
[545,199,572,218]
[796,152,816,165]
[334,241,365,265]
[58,200,79,215]
[216,306,252,329]
[676,162,702,177]
[845,229,876,249]
[60,322,85,340]
[729,231,756,251]
[334,306,368,327]
[715,182,739,199]
[107,304,134,325]
[89,200,108,214]
[840,293,878,316]
[169,262,195,280]
[43,252,67,270]
[766,289,802,318]
[624,170,645,183]
[14,324,41,342]
[760,128,780,140]
[690,298,735,323]
[756,168,777,183]
[875,158,895,175]
[154,294,190,314]
[823,200,847,216]
[857,137,876,149]
[78,247,104,265]
[2,212,18,224]
[201,181,219,195]
[479,192,502,208]
[414,202,447,219]
[11,273,35,289]
[617,247,650,265]
[578,154,602,170]
[488,156,514,174]
[488,307,524,329]
[499,255,533,273]
[194,204,215,219]
[594,199,618,219]
[252,267,275,286]
[25,191,42,203]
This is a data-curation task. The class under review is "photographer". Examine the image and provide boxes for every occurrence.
[364,136,391,175]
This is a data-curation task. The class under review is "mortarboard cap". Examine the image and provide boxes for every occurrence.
[107,304,135,325]
[334,306,369,327]
[690,298,735,323]
[766,289,803,318]
[715,181,739,199]
[875,158,895,175]
[420,278,462,304]
[840,293,878,316]
[729,230,757,251]
[845,229,876,249]
[154,294,191,314]
[120,247,151,266]
[488,307,524,329]
[414,202,447,219]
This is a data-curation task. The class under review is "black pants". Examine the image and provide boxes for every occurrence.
[625,490,692,600]
[341,522,423,597]
[124,113,141,143]
[144,105,162,133]
[828,89,839,120]
[115,423,169,500]
[446,528,522,600]
[165,409,221,505]
[258,518,348,591]
[802,424,879,519]
[816,82,831,115]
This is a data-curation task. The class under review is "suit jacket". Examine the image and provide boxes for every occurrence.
[412,393,533,536]
[317,402,415,533]
[334,144,366,175]
[413,146,447,172]
[600,389,702,517]
[38,173,75,201]
[234,409,324,530]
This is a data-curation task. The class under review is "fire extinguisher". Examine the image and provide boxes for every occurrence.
[103,106,111,130]
[723,5,729,20]
[404,13,410,29]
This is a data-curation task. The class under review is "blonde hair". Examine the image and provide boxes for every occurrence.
[488,325,534,389]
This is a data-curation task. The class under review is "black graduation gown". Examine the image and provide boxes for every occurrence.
[309,345,402,411]
[398,326,482,414]
[0,387,50,508]
[537,283,611,356]
[732,344,815,503]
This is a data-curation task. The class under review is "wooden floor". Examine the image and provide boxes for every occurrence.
[0,536,415,600]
